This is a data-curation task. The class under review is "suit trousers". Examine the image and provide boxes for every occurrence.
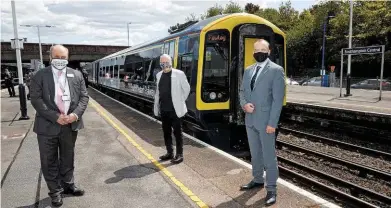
[246,126,278,191]
[161,110,183,155]
[37,125,78,197]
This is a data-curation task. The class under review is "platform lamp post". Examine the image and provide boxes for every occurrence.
[345,0,354,97]
[11,0,29,120]
[20,24,55,69]
[320,11,335,87]
[127,22,131,47]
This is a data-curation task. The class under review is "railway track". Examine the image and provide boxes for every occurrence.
[281,112,391,145]
[279,127,391,161]
[276,140,391,181]
[276,127,391,207]
[89,86,390,208]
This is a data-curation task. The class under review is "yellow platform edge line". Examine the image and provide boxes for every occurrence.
[88,100,209,208]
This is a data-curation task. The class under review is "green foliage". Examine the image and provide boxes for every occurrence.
[223,1,243,14]
[244,3,260,14]
[201,3,223,20]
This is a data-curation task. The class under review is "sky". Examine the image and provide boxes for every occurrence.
[1,0,317,47]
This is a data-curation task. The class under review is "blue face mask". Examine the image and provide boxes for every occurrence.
[160,62,171,69]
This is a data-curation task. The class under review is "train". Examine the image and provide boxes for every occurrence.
[87,13,287,151]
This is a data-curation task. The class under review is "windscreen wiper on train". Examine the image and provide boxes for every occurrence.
[213,43,228,60]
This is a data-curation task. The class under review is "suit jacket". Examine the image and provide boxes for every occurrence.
[239,59,285,130]
[153,68,190,118]
[30,67,89,136]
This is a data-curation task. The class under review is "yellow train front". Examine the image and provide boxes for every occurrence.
[88,13,287,151]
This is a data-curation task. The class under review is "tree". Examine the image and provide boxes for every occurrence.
[185,13,198,22]
[245,3,260,14]
[277,0,299,31]
[256,8,280,24]
[202,3,224,19]
[223,1,243,14]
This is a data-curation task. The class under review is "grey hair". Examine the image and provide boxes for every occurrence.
[160,54,172,65]
[49,44,69,58]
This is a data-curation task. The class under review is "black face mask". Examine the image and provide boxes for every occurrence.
[253,52,268,63]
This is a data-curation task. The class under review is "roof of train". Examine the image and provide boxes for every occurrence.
[99,14,228,61]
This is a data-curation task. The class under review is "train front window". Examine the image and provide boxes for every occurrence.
[202,30,230,103]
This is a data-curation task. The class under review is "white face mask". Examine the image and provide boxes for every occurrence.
[51,59,68,70]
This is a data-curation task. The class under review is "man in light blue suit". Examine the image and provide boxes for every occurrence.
[239,39,285,206]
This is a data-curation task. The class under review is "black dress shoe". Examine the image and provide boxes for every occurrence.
[63,186,85,196]
[265,191,277,206]
[171,155,183,164]
[159,153,174,161]
[240,181,264,190]
[51,195,63,207]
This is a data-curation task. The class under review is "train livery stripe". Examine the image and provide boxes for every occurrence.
[89,100,209,208]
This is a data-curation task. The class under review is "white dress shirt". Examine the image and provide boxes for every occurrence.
[51,67,71,114]
[251,58,269,83]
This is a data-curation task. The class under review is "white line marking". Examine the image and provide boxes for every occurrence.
[288,98,391,116]
[90,87,341,208]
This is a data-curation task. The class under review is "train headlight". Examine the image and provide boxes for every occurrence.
[209,92,216,100]
[217,93,223,99]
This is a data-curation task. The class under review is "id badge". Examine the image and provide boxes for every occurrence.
[62,95,70,101]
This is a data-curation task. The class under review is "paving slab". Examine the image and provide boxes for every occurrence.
[287,85,391,114]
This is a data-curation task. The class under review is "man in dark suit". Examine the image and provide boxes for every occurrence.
[30,45,89,207]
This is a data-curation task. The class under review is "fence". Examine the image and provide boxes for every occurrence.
[289,76,391,90]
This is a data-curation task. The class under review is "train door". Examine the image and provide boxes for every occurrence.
[162,37,179,68]
[230,24,276,125]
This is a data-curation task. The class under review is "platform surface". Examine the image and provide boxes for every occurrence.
[1,87,338,207]
[287,85,391,115]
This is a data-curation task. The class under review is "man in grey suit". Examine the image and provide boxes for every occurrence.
[30,45,89,207]
[239,39,285,206]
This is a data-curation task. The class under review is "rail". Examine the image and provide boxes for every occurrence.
[280,127,391,160]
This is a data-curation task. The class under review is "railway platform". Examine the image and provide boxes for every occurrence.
[287,85,391,115]
[1,87,339,208]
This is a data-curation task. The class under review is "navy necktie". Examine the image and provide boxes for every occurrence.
[250,66,261,91]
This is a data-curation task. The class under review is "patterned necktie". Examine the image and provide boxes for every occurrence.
[250,66,261,91]
[57,70,65,114]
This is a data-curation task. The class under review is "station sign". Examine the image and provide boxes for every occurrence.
[206,30,229,44]
[342,46,383,55]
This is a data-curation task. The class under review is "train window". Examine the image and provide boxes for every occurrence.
[179,54,192,82]
[139,48,155,60]
[163,43,169,54]
[202,29,230,103]
[114,65,119,78]
[110,65,114,77]
[178,37,187,55]
[179,34,200,58]
[168,41,175,60]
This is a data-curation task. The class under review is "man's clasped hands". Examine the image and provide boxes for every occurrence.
[56,113,77,125]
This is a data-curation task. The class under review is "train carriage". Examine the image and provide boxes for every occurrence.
[90,13,287,151]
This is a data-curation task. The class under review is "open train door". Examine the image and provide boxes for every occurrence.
[230,24,276,125]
